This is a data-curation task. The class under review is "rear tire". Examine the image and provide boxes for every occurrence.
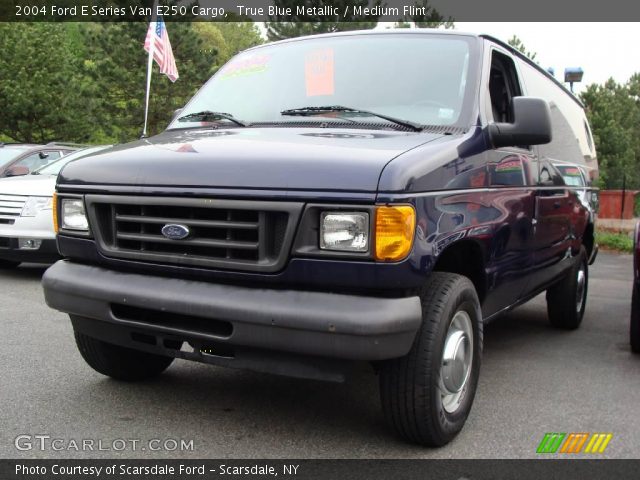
[631,286,640,354]
[74,330,174,381]
[0,259,20,269]
[379,272,482,447]
[546,247,588,330]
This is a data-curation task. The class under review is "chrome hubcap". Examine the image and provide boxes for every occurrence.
[576,267,586,313]
[440,310,473,413]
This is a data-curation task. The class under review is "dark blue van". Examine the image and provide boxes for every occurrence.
[42,30,599,446]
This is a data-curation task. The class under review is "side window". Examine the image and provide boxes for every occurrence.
[488,51,522,124]
[14,153,44,171]
[14,151,61,171]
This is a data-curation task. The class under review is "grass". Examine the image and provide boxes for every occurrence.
[596,230,634,253]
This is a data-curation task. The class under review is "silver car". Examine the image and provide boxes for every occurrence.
[0,146,110,268]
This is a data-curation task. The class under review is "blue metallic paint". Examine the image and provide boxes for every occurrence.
[56,123,590,321]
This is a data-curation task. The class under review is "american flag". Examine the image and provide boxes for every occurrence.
[144,16,178,82]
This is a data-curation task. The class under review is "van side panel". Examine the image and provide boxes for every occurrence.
[517,58,594,263]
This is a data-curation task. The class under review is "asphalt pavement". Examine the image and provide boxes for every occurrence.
[0,252,638,459]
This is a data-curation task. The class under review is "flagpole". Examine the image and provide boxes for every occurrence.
[141,0,159,139]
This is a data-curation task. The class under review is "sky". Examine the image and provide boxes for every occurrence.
[452,22,640,93]
[258,22,638,93]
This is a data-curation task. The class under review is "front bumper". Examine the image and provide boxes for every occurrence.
[0,207,57,263]
[0,237,59,263]
[43,261,422,364]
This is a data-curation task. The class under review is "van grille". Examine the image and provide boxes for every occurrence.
[0,194,26,217]
[85,196,302,272]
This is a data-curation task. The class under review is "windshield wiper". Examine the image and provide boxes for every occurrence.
[280,106,423,131]
[177,111,248,127]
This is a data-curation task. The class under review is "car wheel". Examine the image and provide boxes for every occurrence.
[74,329,174,381]
[546,246,588,330]
[0,259,20,269]
[379,272,482,446]
[631,285,640,354]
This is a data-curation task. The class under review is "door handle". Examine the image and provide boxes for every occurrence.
[553,201,562,209]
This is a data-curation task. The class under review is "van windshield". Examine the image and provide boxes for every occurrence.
[170,34,477,130]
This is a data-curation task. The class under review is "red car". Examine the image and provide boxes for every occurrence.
[632,221,640,353]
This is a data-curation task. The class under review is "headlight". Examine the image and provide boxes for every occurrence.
[60,198,89,231]
[21,196,52,217]
[320,212,369,252]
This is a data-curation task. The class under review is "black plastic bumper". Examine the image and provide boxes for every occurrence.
[42,261,422,363]
[0,238,59,263]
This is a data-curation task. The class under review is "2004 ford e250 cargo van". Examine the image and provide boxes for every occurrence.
[42,30,599,446]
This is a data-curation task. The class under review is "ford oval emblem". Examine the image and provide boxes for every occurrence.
[161,224,190,240]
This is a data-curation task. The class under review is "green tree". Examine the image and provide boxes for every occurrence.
[581,78,640,189]
[82,21,220,142]
[507,35,537,62]
[194,22,263,69]
[0,23,94,143]
[265,0,379,40]
[0,16,265,144]
[214,22,264,61]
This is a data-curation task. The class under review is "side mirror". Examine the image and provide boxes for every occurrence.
[39,152,50,159]
[5,165,30,177]
[488,97,552,148]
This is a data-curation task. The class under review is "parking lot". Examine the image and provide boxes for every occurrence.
[1,252,638,459]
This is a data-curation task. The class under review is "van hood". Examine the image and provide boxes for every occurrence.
[58,128,446,192]
[0,174,57,197]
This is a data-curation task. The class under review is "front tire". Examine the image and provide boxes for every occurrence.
[546,247,588,330]
[379,272,482,447]
[631,285,640,354]
[74,330,174,381]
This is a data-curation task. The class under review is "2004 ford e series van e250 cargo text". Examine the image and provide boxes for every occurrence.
[42,30,599,447]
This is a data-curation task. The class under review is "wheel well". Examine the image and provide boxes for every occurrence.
[433,241,487,302]
[583,223,594,258]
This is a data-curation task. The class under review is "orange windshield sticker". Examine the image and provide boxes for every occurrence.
[305,49,334,97]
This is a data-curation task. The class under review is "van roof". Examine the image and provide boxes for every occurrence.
[248,29,583,108]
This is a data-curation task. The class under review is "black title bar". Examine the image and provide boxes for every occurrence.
[2,459,640,480]
[2,0,640,22]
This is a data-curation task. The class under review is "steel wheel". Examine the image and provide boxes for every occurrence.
[440,310,474,413]
[576,267,586,313]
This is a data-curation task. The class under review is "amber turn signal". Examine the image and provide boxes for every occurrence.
[52,192,59,234]
[374,205,416,262]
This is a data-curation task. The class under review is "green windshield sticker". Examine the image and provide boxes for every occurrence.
[219,54,270,80]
